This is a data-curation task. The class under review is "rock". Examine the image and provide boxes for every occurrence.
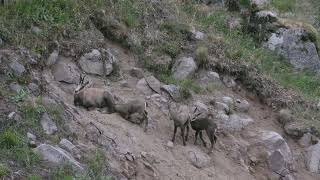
[235,99,250,113]
[150,94,168,113]
[130,67,144,79]
[185,147,211,168]
[172,57,197,80]
[145,76,161,94]
[223,114,253,132]
[257,131,294,172]
[34,144,83,170]
[52,57,80,84]
[227,17,241,29]
[255,10,277,22]
[161,84,181,102]
[306,142,320,173]
[78,49,114,76]
[221,76,236,88]
[40,113,58,135]
[166,141,174,148]
[222,96,234,107]
[120,80,130,88]
[215,112,230,128]
[199,71,222,87]
[8,112,22,122]
[192,101,209,119]
[59,139,80,155]
[284,121,309,138]
[9,61,26,76]
[46,50,59,66]
[298,133,319,147]
[215,102,230,114]
[251,0,270,9]
[31,26,42,34]
[8,112,16,119]
[136,78,153,95]
[0,38,3,46]
[29,141,37,148]
[27,132,36,141]
[191,27,205,40]
[28,83,40,96]
[9,82,22,94]
[277,109,294,126]
[265,28,320,72]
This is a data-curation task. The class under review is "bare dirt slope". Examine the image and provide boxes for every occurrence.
[40,42,319,180]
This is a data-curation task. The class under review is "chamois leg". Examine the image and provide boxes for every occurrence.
[206,129,217,153]
[199,131,207,147]
[194,130,200,145]
[185,124,189,142]
[143,110,148,132]
[181,127,186,146]
[172,125,178,143]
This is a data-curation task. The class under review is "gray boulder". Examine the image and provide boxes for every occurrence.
[284,121,309,138]
[34,144,83,170]
[251,0,270,9]
[199,71,222,87]
[40,113,58,135]
[9,61,26,76]
[172,57,197,80]
[306,142,320,173]
[277,109,294,126]
[145,76,161,94]
[265,28,320,72]
[9,82,22,94]
[46,50,59,66]
[192,101,209,119]
[136,78,153,95]
[52,57,79,84]
[130,67,144,79]
[224,114,253,132]
[185,146,211,168]
[235,99,250,113]
[28,83,40,96]
[150,94,168,113]
[161,84,181,102]
[222,96,234,107]
[298,133,319,147]
[27,132,36,141]
[79,49,114,76]
[215,102,230,114]
[221,76,236,88]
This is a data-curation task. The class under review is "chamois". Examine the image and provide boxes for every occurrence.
[114,99,148,131]
[191,108,217,153]
[74,74,115,113]
[169,102,191,146]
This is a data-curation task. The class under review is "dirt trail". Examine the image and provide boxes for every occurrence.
[43,43,318,180]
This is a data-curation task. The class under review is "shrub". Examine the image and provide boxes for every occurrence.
[195,46,209,68]
[0,164,9,178]
[0,130,20,149]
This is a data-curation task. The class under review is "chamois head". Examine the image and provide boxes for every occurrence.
[75,74,89,93]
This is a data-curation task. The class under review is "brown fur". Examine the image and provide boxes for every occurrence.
[114,99,148,131]
[169,103,190,146]
[74,88,115,113]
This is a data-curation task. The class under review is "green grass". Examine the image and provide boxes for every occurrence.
[12,88,29,103]
[0,164,9,178]
[271,0,296,12]
[115,0,142,27]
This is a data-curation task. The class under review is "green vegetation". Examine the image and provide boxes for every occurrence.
[12,88,29,103]
[195,45,209,68]
[0,164,9,178]
[271,0,296,12]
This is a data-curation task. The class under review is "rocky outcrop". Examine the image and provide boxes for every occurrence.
[306,142,320,173]
[172,57,197,80]
[40,113,58,135]
[52,57,80,84]
[161,84,181,101]
[185,146,211,168]
[136,78,153,95]
[265,28,320,72]
[145,76,161,94]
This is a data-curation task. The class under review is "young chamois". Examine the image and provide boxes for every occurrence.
[114,99,148,131]
[74,74,115,113]
[191,108,217,153]
[169,102,191,146]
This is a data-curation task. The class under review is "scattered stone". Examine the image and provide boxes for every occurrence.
[199,71,222,87]
[53,57,80,84]
[224,114,253,132]
[172,57,197,80]
[306,142,320,173]
[251,0,270,9]
[227,17,241,29]
[31,26,42,34]
[79,49,114,76]
[27,132,36,141]
[161,84,181,102]
[120,80,130,88]
[191,27,205,40]
[34,144,83,170]
[277,109,294,126]
[235,99,250,113]
[150,94,168,113]
[9,61,26,76]
[284,121,309,139]
[166,141,174,148]
[255,10,277,22]
[125,153,135,162]
[136,78,153,95]
[299,133,319,147]
[8,112,16,119]
[28,83,40,96]
[222,96,234,107]
[9,82,22,94]
[46,50,59,66]
[185,146,211,168]
[145,76,161,94]
[29,141,37,148]
[130,67,144,79]
[40,113,58,135]
[8,112,22,123]
[59,139,78,154]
